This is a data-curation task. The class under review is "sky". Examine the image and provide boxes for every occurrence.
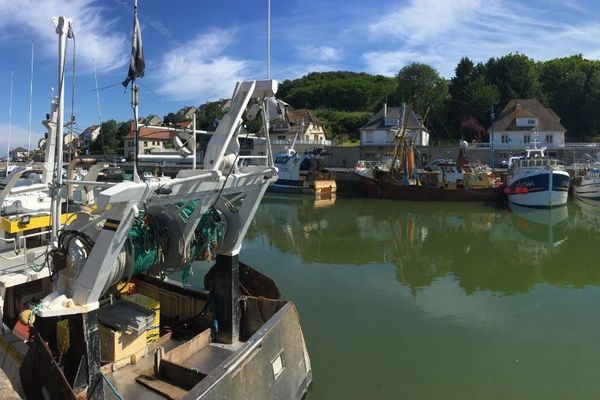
[0,0,600,153]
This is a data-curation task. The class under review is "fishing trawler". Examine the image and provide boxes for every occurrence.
[0,11,311,400]
[505,131,570,208]
[357,143,502,201]
[571,155,600,201]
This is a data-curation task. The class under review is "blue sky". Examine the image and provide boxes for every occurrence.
[0,0,599,153]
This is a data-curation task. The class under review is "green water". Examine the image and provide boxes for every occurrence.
[199,195,600,399]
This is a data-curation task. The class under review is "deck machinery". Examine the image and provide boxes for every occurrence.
[11,16,312,400]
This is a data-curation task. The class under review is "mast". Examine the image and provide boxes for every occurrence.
[267,0,271,79]
[50,16,72,240]
[27,43,34,160]
[92,58,103,154]
[123,0,145,182]
[6,71,13,173]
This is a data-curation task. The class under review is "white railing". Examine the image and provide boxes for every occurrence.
[270,139,332,146]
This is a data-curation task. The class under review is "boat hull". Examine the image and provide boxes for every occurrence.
[507,170,570,208]
[269,178,336,195]
[358,175,502,202]
[573,181,600,201]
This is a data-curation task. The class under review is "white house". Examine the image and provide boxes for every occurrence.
[360,104,429,148]
[81,125,101,146]
[489,99,566,149]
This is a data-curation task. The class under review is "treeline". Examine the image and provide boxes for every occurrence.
[278,54,600,142]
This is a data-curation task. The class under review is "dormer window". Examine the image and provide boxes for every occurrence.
[516,117,538,127]
[385,118,400,126]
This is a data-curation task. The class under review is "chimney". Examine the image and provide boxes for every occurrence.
[384,103,387,118]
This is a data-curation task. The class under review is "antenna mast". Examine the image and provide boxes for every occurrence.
[267,0,271,79]
[28,43,34,160]
[6,71,13,173]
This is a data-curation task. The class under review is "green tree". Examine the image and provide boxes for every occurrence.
[91,119,120,155]
[392,63,449,140]
[538,55,598,140]
[485,53,540,106]
[448,58,498,131]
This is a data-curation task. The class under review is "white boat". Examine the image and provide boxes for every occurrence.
[0,13,312,400]
[505,134,569,208]
[271,147,336,195]
[572,161,600,201]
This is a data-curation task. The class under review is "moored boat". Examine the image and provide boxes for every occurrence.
[504,134,569,208]
[270,148,336,195]
[357,147,502,202]
[0,11,312,400]
[572,160,600,201]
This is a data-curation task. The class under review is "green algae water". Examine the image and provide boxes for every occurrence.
[194,194,600,399]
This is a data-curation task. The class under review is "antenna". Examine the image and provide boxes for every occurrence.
[93,58,103,152]
[267,0,271,79]
[27,42,34,160]
[7,71,13,173]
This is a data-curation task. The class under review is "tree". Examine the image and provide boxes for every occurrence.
[485,53,540,106]
[460,117,485,142]
[393,63,448,115]
[91,119,120,155]
[539,55,597,140]
[392,63,450,140]
[163,112,178,126]
[448,58,499,130]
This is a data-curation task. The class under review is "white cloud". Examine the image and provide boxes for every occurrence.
[153,30,250,102]
[0,0,127,73]
[364,0,600,77]
[362,50,445,76]
[295,45,342,62]
[368,0,482,44]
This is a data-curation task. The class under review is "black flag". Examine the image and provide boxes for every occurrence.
[122,2,145,87]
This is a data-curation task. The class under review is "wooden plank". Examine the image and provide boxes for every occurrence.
[162,329,211,364]
[136,375,187,400]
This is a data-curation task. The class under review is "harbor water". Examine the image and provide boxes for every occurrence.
[191,195,600,399]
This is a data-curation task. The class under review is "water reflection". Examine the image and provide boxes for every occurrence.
[251,195,600,295]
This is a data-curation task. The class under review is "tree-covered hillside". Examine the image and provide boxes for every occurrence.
[278,54,600,142]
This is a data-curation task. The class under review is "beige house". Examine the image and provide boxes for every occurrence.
[489,99,566,149]
[123,124,178,158]
[271,109,327,144]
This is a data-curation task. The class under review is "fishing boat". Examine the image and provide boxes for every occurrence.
[0,11,312,400]
[270,147,336,195]
[357,144,502,202]
[572,156,600,201]
[504,131,570,208]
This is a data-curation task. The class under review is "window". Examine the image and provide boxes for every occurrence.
[501,135,509,143]
[528,119,536,125]
[384,118,400,126]
[524,135,531,144]
[365,132,373,143]
[545,135,553,143]
[277,135,286,140]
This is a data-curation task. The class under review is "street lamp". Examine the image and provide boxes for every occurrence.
[490,105,495,170]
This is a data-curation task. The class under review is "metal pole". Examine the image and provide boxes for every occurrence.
[267,0,271,79]
[51,16,70,239]
[6,71,13,173]
[131,82,140,182]
[27,43,34,160]
[192,113,197,170]
[490,105,495,171]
